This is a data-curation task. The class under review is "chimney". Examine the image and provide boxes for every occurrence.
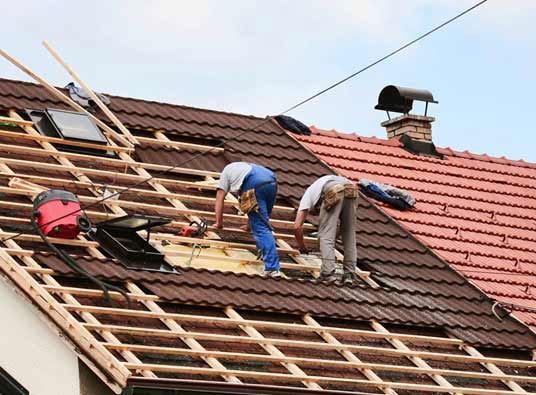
[374,85,437,142]
[381,114,434,142]
[375,85,443,158]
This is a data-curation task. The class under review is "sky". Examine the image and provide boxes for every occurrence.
[1,0,535,161]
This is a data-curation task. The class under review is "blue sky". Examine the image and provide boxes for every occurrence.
[1,0,535,161]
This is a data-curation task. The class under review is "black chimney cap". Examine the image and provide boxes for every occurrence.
[375,85,437,114]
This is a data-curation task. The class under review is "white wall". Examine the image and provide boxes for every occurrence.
[0,275,80,395]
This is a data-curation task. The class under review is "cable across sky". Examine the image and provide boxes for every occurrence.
[0,0,489,244]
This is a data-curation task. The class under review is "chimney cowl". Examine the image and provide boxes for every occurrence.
[375,85,437,116]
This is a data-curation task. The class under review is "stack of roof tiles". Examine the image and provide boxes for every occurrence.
[296,126,536,333]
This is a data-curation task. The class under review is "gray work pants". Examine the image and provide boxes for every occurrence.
[318,181,357,276]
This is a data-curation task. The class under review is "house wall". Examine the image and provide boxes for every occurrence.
[0,275,80,395]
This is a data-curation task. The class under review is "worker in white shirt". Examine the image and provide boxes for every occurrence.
[294,175,358,284]
[215,162,281,277]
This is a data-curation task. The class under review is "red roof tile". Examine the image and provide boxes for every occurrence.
[296,126,536,332]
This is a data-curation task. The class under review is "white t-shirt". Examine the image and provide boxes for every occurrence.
[218,162,252,193]
[298,175,350,211]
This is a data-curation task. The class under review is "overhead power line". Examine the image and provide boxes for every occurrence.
[0,0,489,244]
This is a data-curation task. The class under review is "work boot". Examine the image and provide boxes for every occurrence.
[262,270,281,278]
[318,271,338,282]
[341,272,353,285]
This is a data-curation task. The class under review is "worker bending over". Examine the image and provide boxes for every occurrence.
[294,175,358,284]
[215,162,281,277]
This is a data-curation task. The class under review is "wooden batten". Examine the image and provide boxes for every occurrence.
[0,128,134,153]
[0,115,34,127]
[0,141,219,178]
[137,135,225,153]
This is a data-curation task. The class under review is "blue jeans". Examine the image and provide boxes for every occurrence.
[241,165,280,271]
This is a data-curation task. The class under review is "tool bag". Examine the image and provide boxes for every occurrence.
[323,183,358,211]
[239,189,258,214]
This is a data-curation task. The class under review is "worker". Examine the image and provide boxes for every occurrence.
[215,162,281,277]
[294,175,358,284]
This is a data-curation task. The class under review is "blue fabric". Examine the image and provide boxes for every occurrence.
[241,165,280,271]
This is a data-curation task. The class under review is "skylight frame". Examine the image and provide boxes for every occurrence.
[24,108,117,158]
[88,214,175,273]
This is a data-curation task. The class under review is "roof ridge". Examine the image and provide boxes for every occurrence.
[0,77,269,123]
[309,125,536,170]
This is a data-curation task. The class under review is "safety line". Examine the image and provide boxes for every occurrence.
[0,0,489,244]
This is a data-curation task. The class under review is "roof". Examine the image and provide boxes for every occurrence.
[296,126,536,333]
[0,77,535,394]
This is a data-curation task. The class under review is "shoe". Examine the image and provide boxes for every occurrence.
[262,270,281,278]
[341,272,353,285]
[318,272,338,282]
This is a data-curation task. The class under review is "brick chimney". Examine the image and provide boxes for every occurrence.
[382,114,434,142]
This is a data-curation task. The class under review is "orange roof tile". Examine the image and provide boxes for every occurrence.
[296,126,536,332]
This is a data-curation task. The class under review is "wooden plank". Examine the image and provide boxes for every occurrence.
[104,343,536,384]
[0,171,293,213]
[151,233,298,255]
[0,116,33,127]
[123,364,534,395]
[303,314,397,395]
[42,285,160,301]
[126,283,241,384]
[23,266,57,275]
[0,128,134,153]
[162,248,316,271]
[0,247,34,256]
[461,344,527,393]
[43,40,139,146]
[0,49,133,148]
[68,303,462,345]
[0,231,100,247]
[0,185,307,231]
[1,156,147,385]
[0,142,220,178]
[1,153,155,385]
[370,321,459,395]
[0,171,216,193]
[215,180,320,274]
[83,323,536,368]
[0,248,131,386]
[137,135,224,153]
[224,307,321,390]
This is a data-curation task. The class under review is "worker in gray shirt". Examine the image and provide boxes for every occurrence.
[294,175,358,284]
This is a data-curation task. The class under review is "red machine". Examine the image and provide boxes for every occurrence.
[179,219,207,238]
[32,190,91,239]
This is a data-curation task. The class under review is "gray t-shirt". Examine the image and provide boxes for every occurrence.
[298,175,350,211]
[218,162,252,193]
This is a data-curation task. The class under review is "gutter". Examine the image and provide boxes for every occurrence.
[125,377,377,395]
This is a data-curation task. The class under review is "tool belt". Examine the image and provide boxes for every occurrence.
[239,180,275,214]
[323,183,358,211]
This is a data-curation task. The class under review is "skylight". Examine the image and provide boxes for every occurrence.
[25,108,115,157]
[47,108,107,143]
[26,108,106,144]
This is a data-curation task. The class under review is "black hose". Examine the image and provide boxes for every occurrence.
[31,212,132,309]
